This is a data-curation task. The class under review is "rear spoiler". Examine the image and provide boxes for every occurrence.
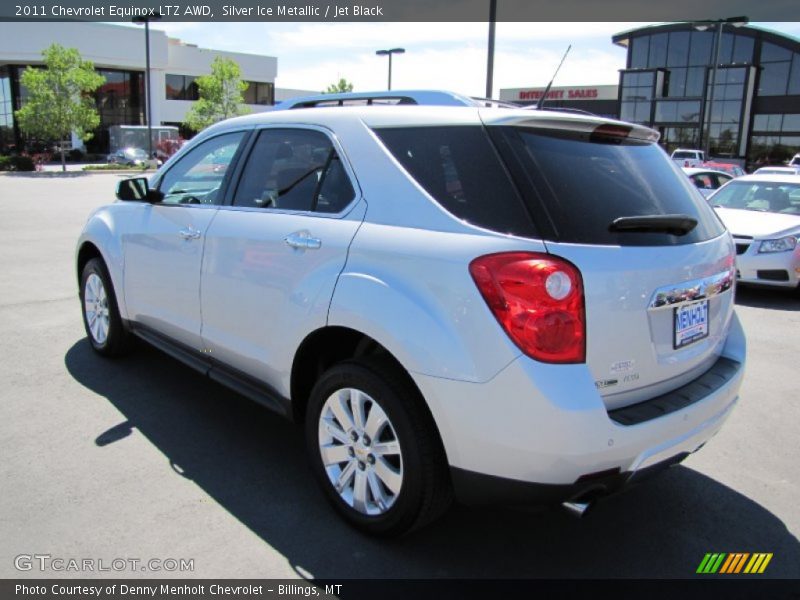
[481,113,660,143]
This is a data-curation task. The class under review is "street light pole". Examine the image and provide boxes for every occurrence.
[375,48,405,91]
[486,0,497,99]
[133,13,162,162]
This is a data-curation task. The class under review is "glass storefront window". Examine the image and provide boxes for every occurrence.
[732,35,754,64]
[648,33,668,68]
[165,74,199,101]
[656,100,701,123]
[759,61,790,96]
[667,31,690,67]
[789,57,800,95]
[689,31,713,66]
[686,67,705,97]
[630,35,649,69]
[761,42,792,63]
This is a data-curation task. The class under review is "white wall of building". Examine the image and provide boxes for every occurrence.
[0,21,279,146]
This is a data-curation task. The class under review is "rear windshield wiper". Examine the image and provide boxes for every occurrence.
[609,214,698,236]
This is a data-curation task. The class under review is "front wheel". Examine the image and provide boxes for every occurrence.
[80,257,132,357]
[305,358,452,536]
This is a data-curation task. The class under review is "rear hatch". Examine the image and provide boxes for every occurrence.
[481,111,735,409]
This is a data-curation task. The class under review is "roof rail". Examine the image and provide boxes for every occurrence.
[272,90,505,111]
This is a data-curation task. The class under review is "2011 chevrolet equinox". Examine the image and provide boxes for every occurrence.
[76,103,745,536]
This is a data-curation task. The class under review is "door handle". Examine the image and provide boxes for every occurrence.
[285,231,322,250]
[178,227,201,240]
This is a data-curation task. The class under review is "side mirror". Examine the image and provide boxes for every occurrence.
[116,177,162,202]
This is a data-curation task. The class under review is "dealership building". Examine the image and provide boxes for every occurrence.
[613,23,800,165]
[0,22,307,154]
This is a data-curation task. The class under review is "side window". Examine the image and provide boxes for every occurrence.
[233,128,355,213]
[157,131,246,205]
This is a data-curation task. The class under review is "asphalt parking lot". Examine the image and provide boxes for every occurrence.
[0,173,798,579]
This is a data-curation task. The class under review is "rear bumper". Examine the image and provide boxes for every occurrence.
[413,312,746,505]
[451,452,689,507]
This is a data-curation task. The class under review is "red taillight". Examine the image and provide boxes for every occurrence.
[469,252,586,364]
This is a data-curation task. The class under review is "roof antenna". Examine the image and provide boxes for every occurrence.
[536,45,571,110]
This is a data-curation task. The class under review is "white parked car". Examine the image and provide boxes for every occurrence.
[709,174,800,290]
[682,167,734,198]
[753,166,800,176]
[76,103,745,535]
[671,148,706,168]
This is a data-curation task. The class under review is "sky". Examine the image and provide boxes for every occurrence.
[116,21,800,97]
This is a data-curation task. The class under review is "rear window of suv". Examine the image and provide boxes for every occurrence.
[489,127,725,246]
[373,126,538,238]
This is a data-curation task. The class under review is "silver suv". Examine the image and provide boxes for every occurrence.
[77,104,745,536]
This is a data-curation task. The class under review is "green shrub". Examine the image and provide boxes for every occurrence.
[0,155,36,171]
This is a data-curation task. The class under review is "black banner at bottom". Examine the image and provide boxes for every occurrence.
[4,579,800,600]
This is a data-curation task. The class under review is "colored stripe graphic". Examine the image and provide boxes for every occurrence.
[697,553,726,574]
[698,552,773,574]
[720,553,749,573]
[744,553,773,574]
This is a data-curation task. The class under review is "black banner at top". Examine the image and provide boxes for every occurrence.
[2,0,799,22]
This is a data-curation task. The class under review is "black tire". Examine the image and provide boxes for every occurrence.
[305,357,452,536]
[79,257,132,357]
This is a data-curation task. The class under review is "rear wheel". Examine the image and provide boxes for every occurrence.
[80,257,132,357]
[305,358,451,536]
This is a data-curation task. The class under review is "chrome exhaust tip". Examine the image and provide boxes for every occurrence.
[562,500,592,518]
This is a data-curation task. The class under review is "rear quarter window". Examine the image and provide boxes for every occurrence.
[372,126,537,238]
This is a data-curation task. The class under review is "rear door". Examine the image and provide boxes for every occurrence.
[199,126,365,388]
[486,116,736,408]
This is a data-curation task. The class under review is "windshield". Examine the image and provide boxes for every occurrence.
[672,151,698,159]
[711,181,800,214]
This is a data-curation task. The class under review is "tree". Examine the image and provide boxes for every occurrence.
[15,44,105,171]
[184,57,250,132]
[323,78,354,94]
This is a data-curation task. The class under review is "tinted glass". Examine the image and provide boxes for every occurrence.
[789,57,800,95]
[157,132,246,205]
[234,128,353,212]
[630,36,649,68]
[490,127,725,246]
[667,32,690,67]
[689,31,713,66]
[648,33,668,67]
[373,126,537,238]
[761,42,792,63]
[759,61,790,96]
[732,35,754,63]
[711,181,800,214]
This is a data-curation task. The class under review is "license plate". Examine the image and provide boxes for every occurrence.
[673,300,709,349]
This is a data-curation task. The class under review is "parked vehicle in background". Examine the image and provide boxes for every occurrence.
[77,103,745,536]
[754,166,800,176]
[107,147,149,166]
[671,148,705,168]
[789,153,800,166]
[682,168,734,198]
[709,174,800,290]
[701,161,746,178]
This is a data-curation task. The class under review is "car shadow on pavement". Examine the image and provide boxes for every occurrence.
[65,338,800,579]
[735,286,799,311]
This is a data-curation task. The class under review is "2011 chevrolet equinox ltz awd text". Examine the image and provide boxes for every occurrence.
[76,102,746,536]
